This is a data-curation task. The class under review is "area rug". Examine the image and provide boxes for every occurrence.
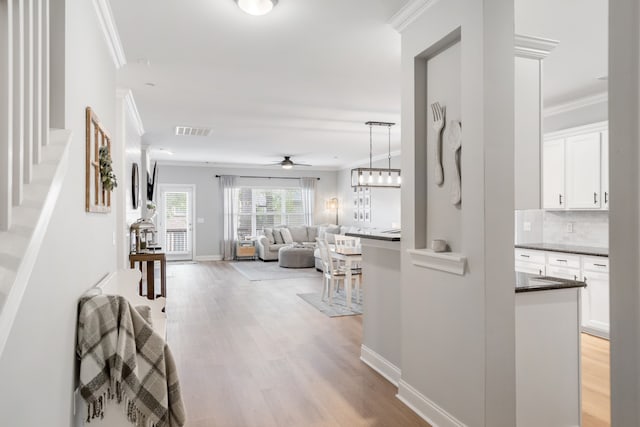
[230,261,321,281]
[297,291,363,317]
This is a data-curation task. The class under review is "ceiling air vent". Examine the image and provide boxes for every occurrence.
[175,126,212,137]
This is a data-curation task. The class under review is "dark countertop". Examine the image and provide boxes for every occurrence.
[515,272,586,293]
[515,243,608,258]
[346,231,401,242]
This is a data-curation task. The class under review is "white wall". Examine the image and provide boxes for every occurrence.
[0,0,117,424]
[398,0,515,425]
[336,155,401,229]
[157,164,338,259]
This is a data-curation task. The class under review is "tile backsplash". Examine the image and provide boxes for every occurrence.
[515,210,609,248]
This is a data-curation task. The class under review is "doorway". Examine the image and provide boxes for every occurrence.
[158,185,195,261]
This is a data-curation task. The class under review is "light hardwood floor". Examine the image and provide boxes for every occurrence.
[165,261,430,427]
[164,261,611,427]
[582,333,610,427]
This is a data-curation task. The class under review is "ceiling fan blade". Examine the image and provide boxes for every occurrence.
[293,163,312,167]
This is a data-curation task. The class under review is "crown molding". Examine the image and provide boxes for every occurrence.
[543,92,608,117]
[544,120,608,141]
[388,0,440,33]
[514,34,559,60]
[92,0,126,68]
[116,89,145,136]
[154,160,340,171]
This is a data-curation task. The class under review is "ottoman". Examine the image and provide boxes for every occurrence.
[278,245,316,268]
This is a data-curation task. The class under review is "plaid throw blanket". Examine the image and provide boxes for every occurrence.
[77,295,186,427]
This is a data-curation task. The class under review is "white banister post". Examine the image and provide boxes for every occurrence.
[12,0,24,206]
[42,0,49,146]
[0,0,14,231]
[32,0,41,164]
[23,0,33,184]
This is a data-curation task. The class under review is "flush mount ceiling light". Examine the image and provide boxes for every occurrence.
[351,121,401,189]
[234,0,278,16]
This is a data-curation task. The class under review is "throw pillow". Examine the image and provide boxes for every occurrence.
[280,228,294,244]
[263,228,275,244]
[288,226,308,243]
[273,229,284,244]
[324,225,341,244]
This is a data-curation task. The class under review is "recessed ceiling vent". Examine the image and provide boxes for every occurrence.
[175,126,212,137]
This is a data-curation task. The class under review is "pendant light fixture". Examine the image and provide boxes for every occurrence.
[234,0,278,16]
[351,121,401,188]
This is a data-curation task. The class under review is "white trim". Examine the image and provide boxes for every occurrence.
[544,121,608,141]
[514,34,559,60]
[360,345,401,386]
[397,379,467,427]
[116,88,145,136]
[91,0,126,68]
[388,0,440,33]
[0,130,72,358]
[153,159,340,171]
[406,249,467,275]
[543,92,608,118]
[194,255,223,262]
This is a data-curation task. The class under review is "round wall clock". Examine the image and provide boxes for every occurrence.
[132,163,139,209]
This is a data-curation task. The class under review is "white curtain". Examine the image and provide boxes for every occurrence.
[300,178,316,226]
[220,175,238,261]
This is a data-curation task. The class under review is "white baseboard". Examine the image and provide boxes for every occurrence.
[194,255,223,262]
[397,379,467,427]
[360,345,401,386]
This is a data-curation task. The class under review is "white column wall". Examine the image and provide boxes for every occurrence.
[398,0,515,425]
[42,0,49,146]
[609,0,640,425]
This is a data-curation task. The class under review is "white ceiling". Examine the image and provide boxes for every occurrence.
[515,0,608,107]
[110,0,407,169]
[111,0,608,169]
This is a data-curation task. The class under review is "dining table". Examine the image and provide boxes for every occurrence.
[330,247,362,309]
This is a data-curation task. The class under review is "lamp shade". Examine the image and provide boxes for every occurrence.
[235,0,278,16]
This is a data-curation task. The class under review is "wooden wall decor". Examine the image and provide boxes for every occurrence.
[86,107,113,213]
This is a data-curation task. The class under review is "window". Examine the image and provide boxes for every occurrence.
[236,187,306,238]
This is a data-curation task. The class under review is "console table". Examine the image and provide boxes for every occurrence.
[129,252,167,300]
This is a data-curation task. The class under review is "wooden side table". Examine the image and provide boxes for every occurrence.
[129,252,167,300]
[236,239,257,260]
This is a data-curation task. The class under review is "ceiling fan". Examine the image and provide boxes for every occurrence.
[268,156,312,169]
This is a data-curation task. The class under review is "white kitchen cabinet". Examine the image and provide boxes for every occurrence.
[581,256,610,338]
[601,131,609,210]
[543,139,565,209]
[543,122,608,211]
[566,133,602,209]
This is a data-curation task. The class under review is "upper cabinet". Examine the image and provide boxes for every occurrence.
[543,123,608,211]
[543,139,565,209]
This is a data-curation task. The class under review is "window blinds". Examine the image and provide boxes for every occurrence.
[236,188,305,238]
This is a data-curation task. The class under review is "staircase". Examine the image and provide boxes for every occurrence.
[0,0,70,354]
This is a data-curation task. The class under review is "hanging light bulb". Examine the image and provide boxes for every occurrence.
[397,173,402,184]
[387,172,392,184]
[378,171,383,183]
[358,171,364,184]
[368,172,373,183]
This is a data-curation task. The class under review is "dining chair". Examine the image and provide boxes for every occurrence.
[316,238,362,305]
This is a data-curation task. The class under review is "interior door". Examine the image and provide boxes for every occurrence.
[159,186,194,261]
